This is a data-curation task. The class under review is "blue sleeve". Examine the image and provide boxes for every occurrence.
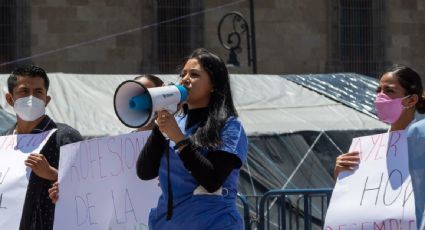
[407,119,425,229]
[217,117,248,164]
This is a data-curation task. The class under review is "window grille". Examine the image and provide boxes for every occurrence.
[328,0,386,78]
[156,0,203,73]
[0,0,30,73]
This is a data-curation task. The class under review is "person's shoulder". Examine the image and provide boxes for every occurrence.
[56,122,79,131]
[407,118,425,137]
[409,118,425,130]
[219,116,248,158]
[221,116,246,135]
[55,123,83,143]
[224,116,243,127]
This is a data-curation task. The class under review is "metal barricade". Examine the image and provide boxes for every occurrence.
[238,193,252,230]
[256,188,333,230]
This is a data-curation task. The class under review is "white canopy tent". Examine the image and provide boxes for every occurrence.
[0,73,388,136]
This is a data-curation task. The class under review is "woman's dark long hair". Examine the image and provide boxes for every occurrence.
[382,65,425,114]
[182,48,238,149]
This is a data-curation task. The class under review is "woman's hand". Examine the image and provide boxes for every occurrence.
[334,151,360,179]
[48,182,59,204]
[156,110,185,143]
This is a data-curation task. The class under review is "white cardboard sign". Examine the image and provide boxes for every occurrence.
[54,131,161,230]
[325,131,416,229]
[0,130,56,229]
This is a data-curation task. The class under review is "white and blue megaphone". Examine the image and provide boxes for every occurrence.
[113,80,188,128]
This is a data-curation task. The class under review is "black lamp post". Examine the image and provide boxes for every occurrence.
[217,0,257,74]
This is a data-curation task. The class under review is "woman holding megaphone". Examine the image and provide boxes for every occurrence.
[136,48,248,230]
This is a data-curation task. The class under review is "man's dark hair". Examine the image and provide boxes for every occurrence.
[8,65,50,93]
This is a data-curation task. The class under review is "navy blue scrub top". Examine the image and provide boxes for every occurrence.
[148,115,248,230]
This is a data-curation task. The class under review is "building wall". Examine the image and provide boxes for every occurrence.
[204,0,329,74]
[20,0,425,81]
[386,0,425,80]
[30,0,149,74]
[28,0,330,75]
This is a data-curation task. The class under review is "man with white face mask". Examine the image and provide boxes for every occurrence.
[2,65,83,230]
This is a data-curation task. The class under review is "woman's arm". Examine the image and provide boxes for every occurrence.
[178,143,241,193]
[136,126,167,180]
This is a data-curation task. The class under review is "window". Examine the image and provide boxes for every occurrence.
[0,1,15,73]
[155,1,203,73]
[0,0,30,73]
[328,0,386,77]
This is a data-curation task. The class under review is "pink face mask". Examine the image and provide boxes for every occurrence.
[374,92,410,124]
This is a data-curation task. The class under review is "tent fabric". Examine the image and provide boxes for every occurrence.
[238,129,385,196]
[285,73,380,119]
[0,106,15,133]
[0,73,388,137]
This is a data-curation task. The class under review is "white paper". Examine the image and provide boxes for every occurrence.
[325,131,416,229]
[0,130,56,229]
[54,131,161,230]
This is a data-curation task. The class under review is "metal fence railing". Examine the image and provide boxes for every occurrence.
[238,188,333,230]
[238,193,252,230]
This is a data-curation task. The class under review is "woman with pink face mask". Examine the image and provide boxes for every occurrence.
[333,65,425,228]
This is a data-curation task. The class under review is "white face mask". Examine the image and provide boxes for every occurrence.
[13,96,46,121]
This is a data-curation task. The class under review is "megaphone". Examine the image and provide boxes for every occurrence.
[113,80,188,128]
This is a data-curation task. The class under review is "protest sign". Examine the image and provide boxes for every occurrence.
[54,131,161,230]
[325,131,416,229]
[0,130,56,229]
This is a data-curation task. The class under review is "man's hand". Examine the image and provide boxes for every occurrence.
[25,153,58,181]
[49,182,59,204]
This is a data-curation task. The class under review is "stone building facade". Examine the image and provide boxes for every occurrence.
[0,0,424,81]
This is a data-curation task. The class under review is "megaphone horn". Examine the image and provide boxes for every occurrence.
[113,80,188,128]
